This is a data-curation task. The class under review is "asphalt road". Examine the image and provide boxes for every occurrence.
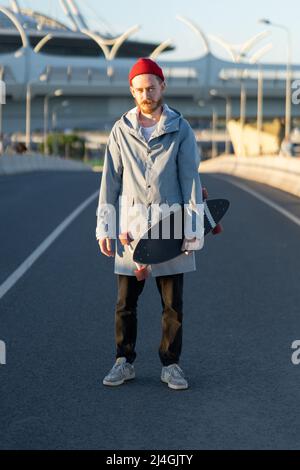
[0,170,300,450]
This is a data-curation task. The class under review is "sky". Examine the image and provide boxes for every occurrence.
[2,0,300,65]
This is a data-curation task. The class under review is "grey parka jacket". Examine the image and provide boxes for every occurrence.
[96,103,204,276]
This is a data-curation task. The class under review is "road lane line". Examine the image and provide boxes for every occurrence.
[0,190,99,300]
[211,174,300,228]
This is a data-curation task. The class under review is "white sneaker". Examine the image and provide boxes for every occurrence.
[103,357,135,386]
[161,364,188,390]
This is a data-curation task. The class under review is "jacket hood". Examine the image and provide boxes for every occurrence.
[119,103,182,140]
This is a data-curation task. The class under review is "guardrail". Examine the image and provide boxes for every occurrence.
[200,155,300,198]
[0,154,92,175]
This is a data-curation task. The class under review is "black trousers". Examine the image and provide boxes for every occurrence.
[115,273,184,366]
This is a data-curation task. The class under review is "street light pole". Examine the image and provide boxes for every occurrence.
[259,19,292,140]
[25,83,31,151]
[52,100,69,131]
[240,73,247,129]
[210,89,232,154]
[225,96,232,154]
[44,89,63,155]
[24,73,49,153]
[247,42,273,156]
[198,100,218,158]
[285,28,292,140]
[212,107,218,158]
[240,45,272,156]
[44,95,49,155]
[0,66,4,155]
[257,64,263,155]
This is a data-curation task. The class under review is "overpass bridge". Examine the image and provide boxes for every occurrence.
[2,49,300,133]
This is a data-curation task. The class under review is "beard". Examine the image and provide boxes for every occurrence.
[136,97,163,113]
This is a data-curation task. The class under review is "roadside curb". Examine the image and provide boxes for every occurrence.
[0,154,92,175]
[200,155,300,198]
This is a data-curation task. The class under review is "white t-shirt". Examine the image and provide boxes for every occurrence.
[140,124,157,142]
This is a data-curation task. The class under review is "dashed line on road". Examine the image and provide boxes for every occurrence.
[211,174,300,228]
[0,190,99,300]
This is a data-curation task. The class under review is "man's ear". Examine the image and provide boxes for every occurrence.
[130,86,135,98]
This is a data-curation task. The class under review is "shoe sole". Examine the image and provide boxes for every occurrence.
[103,373,135,387]
[161,378,188,390]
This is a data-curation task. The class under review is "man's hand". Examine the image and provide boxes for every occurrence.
[181,237,203,252]
[98,237,115,257]
[119,232,133,246]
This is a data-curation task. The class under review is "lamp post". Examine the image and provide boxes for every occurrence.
[0,66,4,155]
[44,89,63,155]
[209,89,232,154]
[259,19,292,140]
[211,107,218,158]
[198,100,218,158]
[248,43,273,155]
[257,65,263,155]
[23,73,49,153]
[239,70,247,129]
[25,83,32,151]
[52,100,69,131]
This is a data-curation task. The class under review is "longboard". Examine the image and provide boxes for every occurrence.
[132,199,230,265]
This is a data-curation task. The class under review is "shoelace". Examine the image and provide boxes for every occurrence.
[113,361,127,373]
[169,364,185,378]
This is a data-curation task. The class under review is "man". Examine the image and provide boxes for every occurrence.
[96,58,204,390]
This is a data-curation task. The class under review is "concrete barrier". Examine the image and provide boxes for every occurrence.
[200,155,300,198]
[0,154,92,175]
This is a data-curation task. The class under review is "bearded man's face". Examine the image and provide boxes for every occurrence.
[130,74,165,113]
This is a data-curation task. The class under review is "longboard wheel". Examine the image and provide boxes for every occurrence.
[212,223,223,235]
[202,187,209,200]
[134,266,149,281]
[119,232,133,245]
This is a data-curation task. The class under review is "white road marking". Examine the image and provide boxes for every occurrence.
[0,191,99,300]
[0,340,6,365]
[212,174,300,228]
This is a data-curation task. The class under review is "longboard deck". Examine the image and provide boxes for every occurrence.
[133,199,230,265]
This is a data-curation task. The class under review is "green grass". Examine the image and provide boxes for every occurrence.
[85,157,104,168]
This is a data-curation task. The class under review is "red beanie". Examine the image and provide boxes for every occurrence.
[128,58,165,85]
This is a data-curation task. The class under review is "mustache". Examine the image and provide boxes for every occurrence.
[134,97,163,111]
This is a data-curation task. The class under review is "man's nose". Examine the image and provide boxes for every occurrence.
[142,90,150,100]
